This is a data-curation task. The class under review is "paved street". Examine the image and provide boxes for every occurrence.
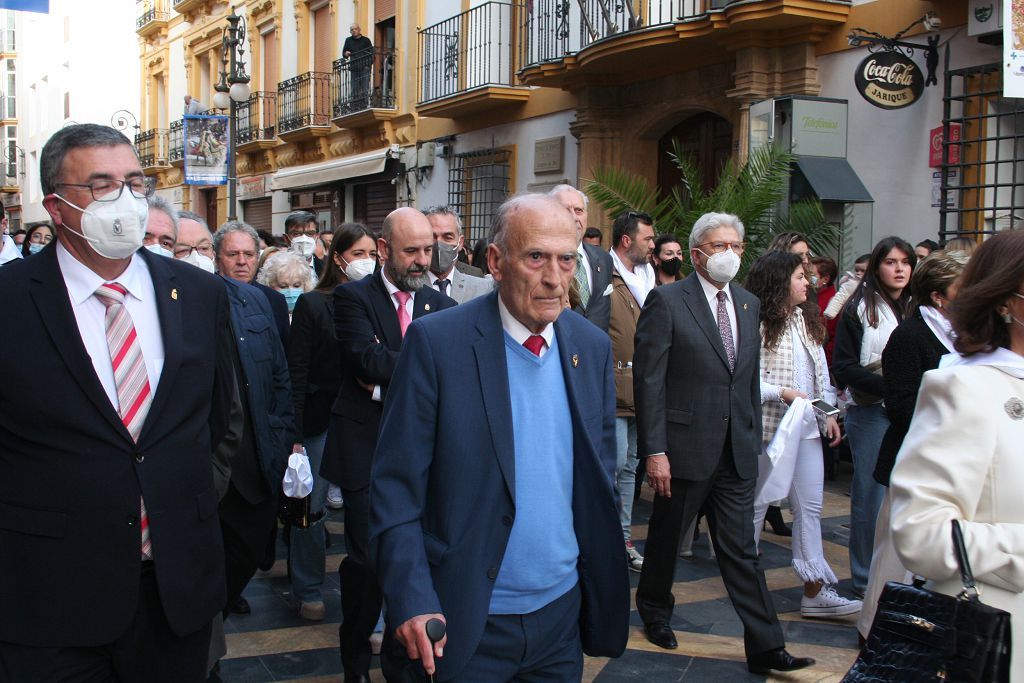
[218,466,861,682]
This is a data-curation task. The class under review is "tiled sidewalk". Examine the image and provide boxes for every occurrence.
[219,472,861,682]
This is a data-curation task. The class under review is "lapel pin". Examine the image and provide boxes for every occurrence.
[1005,397,1024,420]
[743,303,748,310]
[171,288,178,300]
[424,303,431,311]
[572,354,579,368]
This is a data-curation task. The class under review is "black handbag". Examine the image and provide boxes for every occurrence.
[843,520,1012,682]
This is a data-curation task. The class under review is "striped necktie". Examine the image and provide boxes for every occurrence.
[95,282,154,560]
[574,252,591,310]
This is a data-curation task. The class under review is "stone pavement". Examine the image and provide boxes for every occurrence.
[218,468,861,682]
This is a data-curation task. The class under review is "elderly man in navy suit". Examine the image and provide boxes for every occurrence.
[370,193,629,682]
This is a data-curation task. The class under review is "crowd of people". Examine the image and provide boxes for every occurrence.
[2,122,1023,683]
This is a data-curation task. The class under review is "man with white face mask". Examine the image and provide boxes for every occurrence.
[632,212,815,675]
[174,210,217,273]
[144,194,178,258]
[423,205,492,304]
[0,123,235,681]
[285,210,321,277]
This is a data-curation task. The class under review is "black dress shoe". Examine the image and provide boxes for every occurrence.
[764,505,793,537]
[644,621,678,649]
[228,596,251,615]
[747,647,815,674]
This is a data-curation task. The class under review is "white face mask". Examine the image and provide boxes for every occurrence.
[180,249,216,273]
[342,256,375,281]
[145,243,174,258]
[56,188,148,260]
[291,235,316,259]
[698,247,741,284]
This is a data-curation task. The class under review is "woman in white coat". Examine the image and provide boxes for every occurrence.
[890,229,1024,680]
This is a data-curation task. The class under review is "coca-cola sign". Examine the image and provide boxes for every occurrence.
[855,52,924,110]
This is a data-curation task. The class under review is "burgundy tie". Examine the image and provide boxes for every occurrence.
[523,335,545,356]
[393,290,411,337]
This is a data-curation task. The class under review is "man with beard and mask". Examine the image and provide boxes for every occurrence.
[549,184,612,332]
[652,233,685,286]
[143,194,178,258]
[607,210,655,575]
[0,124,234,681]
[423,205,493,304]
[632,212,816,675]
[321,207,455,683]
[285,210,322,277]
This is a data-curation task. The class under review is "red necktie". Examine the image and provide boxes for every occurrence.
[95,282,153,560]
[523,335,545,356]
[394,290,411,337]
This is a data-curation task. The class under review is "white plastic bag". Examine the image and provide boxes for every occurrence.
[282,449,314,498]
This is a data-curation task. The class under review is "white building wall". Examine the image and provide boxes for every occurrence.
[816,29,1000,247]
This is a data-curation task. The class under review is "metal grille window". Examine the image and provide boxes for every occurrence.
[940,61,1024,240]
[448,148,512,243]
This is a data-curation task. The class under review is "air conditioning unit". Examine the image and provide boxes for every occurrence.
[968,0,1001,37]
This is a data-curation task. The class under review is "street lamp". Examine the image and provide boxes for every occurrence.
[110,109,141,135]
[213,8,250,221]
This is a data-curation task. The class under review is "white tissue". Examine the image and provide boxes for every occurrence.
[282,449,314,498]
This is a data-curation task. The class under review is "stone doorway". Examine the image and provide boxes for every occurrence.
[657,111,733,201]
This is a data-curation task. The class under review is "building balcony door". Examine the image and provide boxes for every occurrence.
[657,112,733,201]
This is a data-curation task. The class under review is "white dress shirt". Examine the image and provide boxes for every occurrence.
[56,241,165,411]
[696,270,738,349]
[428,268,454,297]
[498,295,554,357]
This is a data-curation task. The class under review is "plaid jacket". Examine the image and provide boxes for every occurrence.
[761,308,829,443]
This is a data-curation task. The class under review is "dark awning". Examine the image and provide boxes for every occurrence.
[792,156,873,203]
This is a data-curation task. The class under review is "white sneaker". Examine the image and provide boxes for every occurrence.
[326,485,344,510]
[801,586,863,618]
[625,541,644,572]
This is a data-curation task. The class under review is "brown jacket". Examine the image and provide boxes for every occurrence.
[608,269,642,416]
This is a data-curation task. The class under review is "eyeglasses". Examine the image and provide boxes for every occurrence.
[287,227,318,238]
[697,240,746,254]
[173,243,215,259]
[56,177,155,202]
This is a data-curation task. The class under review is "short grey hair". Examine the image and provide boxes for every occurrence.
[547,183,588,209]
[147,194,179,239]
[689,212,745,249]
[213,220,260,256]
[256,250,315,291]
[40,124,136,196]
[422,205,463,232]
[178,210,210,236]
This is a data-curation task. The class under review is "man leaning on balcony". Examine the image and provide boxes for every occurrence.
[342,24,373,110]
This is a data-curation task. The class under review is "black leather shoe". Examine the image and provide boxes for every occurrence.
[644,621,678,649]
[228,596,251,615]
[764,505,793,537]
[747,648,815,674]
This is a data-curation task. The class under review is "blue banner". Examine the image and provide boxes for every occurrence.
[183,115,229,186]
[0,0,48,13]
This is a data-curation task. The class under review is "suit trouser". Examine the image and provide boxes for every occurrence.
[219,484,279,614]
[339,484,382,678]
[0,563,212,683]
[635,439,785,657]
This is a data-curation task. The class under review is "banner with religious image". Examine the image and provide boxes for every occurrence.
[1006,0,1024,96]
[183,115,229,186]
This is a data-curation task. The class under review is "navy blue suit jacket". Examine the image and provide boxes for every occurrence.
[369,292,629,680]
[0,243,233,646]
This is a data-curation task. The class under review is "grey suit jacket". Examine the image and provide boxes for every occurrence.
[446,268,494,304]
[574,243,612,331]
[633,272,763,481]
[455,260,485,278]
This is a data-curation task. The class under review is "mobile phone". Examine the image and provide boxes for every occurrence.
[810,399,840,417]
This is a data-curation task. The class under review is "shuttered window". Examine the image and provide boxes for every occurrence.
[375,0,395,22]
[243,197,273,232]
[354,181,396,234]
[262,29,279,91]
[313,6,331,74]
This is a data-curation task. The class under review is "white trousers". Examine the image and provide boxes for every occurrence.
[753,437,838,585]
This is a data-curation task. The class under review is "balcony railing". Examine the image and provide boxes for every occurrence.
[332,47,397,117]
[136,1,170,32]
[418,2,520,105]
[169,119,184,163]
[135,128,169,169]
[237,91,278,146]
[278,72,332,135]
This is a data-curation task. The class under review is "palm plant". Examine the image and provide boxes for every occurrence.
[585,140,840,276]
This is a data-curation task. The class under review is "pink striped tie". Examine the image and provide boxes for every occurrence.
[95,282,154,560]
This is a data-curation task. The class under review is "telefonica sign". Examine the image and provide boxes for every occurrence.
[854,52,924,110]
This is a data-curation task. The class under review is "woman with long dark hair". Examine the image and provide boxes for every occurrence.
[833,236,915,597]
[286,222,376,620]
[746,251,860,617]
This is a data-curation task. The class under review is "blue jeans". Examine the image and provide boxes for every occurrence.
[289,430,329,604]
[615,417,638,541]
[845,403,889,593]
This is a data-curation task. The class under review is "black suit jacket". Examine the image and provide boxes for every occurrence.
[288,289,341,438]
[320,273,456,490]
[573,243,612,332]
[0,243,233,646]
[633,272,763,480]
[254,281,291,350]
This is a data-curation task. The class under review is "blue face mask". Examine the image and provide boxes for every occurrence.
[280,287,303,312]
[28,242,45,255]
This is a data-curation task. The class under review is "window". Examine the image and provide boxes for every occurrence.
[6,60,14,119]
[5,125,16,180]
[448,148,513,243]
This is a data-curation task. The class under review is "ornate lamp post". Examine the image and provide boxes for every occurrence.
[212,8,250,221]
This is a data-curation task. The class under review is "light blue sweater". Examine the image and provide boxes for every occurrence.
[489,331,579,614]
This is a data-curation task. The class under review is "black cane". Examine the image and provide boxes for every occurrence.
[424,618,446,683]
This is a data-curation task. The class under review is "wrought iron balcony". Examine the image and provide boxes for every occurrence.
[418,2,529,118]
[236,91,278,150]
[331,47,398,128]
[277,72,332,140]
[169,119,184,165]
[134,128,170,172]
[172,0,206,13]
[136,1,170,35]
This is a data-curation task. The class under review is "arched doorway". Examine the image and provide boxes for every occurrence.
[657,112,734,201]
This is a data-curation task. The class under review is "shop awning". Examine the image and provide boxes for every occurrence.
[270,146,396,191]
[793,156,873,203]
